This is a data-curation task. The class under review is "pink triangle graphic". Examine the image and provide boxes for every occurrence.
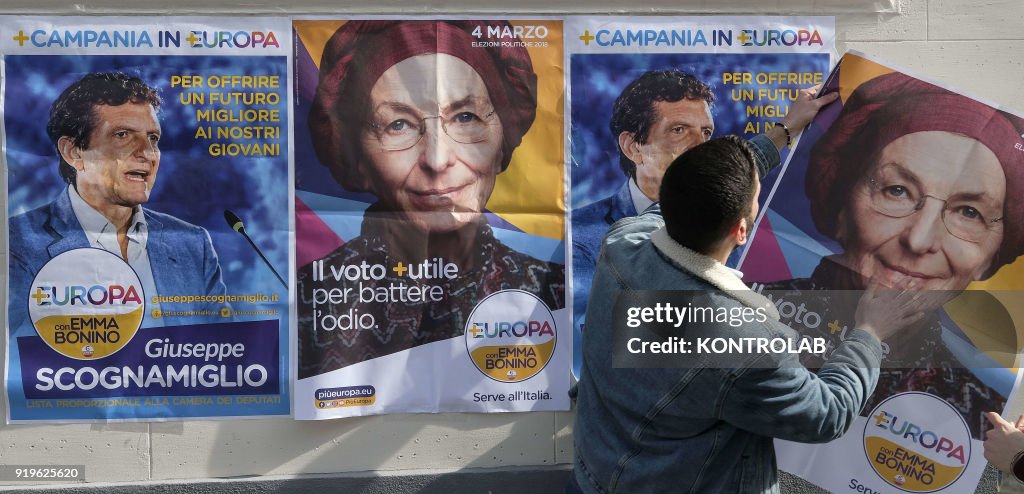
[296,196,345,267]
[743,215,793,283]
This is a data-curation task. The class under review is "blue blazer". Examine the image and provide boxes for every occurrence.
[9,190,227,333]
[571,180,637,320]
[571,135,782,316]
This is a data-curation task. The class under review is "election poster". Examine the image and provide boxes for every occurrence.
[740,51,1024,492]
[3,17,292,421]
[292,19,569,419]
[567,16,835,377]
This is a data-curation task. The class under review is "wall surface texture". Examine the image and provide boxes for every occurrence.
[1,1,1022,492]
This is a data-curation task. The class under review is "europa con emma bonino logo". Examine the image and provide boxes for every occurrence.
[465,290,557,383]
[29,248,145,360]
[863,392,970,491]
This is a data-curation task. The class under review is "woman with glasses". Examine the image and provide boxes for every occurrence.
[296,20,564,378]
[761,71,1024,438]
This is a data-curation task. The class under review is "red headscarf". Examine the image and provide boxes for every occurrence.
[308,20,538,192]
[807,71,1024,274]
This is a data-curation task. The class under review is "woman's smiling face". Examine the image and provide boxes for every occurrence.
[841,131,1005,299]
[358,54,504,234]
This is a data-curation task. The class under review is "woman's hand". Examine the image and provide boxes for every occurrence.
[984,412,1024,475]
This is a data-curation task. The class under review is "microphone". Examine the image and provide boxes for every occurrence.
[224,210,287,288]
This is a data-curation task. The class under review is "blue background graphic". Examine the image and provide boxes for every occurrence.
[569,52,830,209]
[5,54,290,420]
[5,55,289,296]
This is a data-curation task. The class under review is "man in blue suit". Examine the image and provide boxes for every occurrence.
[572,71,717,339]
[8,72,227,333]
[573,71,740,376]
[571,70,834,376]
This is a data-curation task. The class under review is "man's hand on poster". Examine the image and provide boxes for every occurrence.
[853,278,928,342]
[768,84,839,150]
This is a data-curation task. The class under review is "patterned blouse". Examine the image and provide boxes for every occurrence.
[759,256,1005,439]
[297,213,565,379]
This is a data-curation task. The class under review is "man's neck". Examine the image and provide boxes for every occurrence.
[628,178,655,214]
[75,186,136,232]
[634,175,659,204]
[705,240,736,265]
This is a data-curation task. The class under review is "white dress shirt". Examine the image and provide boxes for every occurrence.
[67,186,162,324]
[628,177,655,215]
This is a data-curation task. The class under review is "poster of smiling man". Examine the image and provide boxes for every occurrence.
[566,16,835,378]
[3,16,291,422]
[740,51,1024,493]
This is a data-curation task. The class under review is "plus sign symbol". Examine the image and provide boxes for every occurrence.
[12,30,30,46]
[30,287,49,305]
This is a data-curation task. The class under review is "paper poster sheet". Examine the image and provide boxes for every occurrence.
[292,18,569,419]
[3,17,292,421]
[567,16,835,377]
[740,51,1024,492]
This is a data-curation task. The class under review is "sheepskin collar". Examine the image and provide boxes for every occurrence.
[651,228,780,321]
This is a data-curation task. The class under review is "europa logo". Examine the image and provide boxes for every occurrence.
[737,29,823,46]
[28,249,145,360]
[465,290,556,383]
[863,392,970,492]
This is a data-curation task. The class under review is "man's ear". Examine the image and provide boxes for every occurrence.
[618,131,643,167]
[57,136,83,170]
[732,217,750,246]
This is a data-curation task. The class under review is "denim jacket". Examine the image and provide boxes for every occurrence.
[572,205,883,494]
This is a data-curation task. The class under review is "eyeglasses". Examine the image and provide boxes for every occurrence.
[864,176,1003,243]
[367,106,497,151]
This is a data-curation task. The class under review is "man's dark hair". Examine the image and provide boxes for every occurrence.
[609,69,714,180]
[47,72,161,185]
[660,135,758,255]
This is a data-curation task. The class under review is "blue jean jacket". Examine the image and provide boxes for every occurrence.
[572,205,883,493]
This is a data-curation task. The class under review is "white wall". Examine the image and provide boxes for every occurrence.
[1,0,1022,489]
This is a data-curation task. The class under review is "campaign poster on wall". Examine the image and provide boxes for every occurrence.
[292,18,568,419]
[567,16,835,377]
[740,51,1024,492]
[3,17,292,422]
